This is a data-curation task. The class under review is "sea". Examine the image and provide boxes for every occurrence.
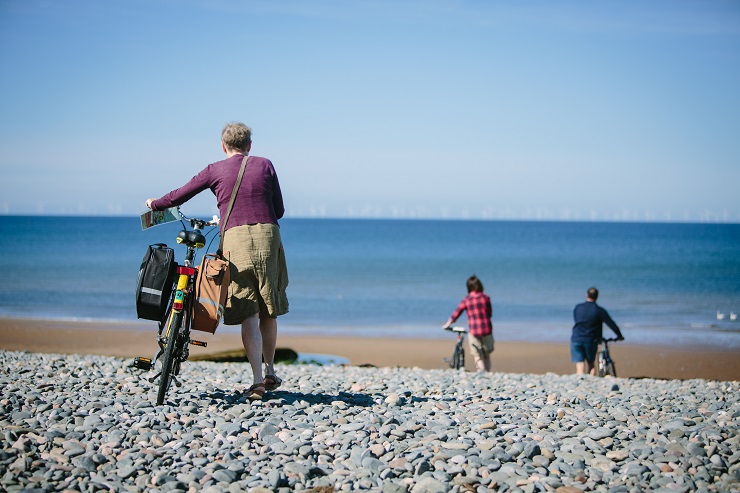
[1,216,739,350]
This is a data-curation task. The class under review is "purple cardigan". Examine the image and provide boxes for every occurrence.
[151,154,284,230]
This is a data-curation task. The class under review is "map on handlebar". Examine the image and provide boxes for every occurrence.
[140,207,179,230]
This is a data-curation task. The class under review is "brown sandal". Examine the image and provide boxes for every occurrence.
[264,374,282,391]
[245,383,265,401]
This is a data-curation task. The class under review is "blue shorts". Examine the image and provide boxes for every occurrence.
[571,341,598,363]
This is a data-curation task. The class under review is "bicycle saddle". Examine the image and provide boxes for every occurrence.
[176,230,206,249]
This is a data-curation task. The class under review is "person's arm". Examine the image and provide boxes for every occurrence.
[600,308,624,340]
[271,164,285,220]
[148,166,212,211]
[444,299,467,328]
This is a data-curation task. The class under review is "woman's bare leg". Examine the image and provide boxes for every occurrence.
[241,313,263,385]
[260,315,278,377]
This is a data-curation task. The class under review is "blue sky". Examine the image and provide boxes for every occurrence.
[1,1,739,222]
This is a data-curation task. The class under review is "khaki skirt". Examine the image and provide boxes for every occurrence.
[221,223,289,324]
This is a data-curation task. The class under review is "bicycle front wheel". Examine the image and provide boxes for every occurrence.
[597,352,607,377]
[605,360,617,378]
[452,343,465,370]
[157,309,182,405]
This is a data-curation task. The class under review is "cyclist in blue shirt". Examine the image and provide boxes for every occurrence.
[571,287,624,375]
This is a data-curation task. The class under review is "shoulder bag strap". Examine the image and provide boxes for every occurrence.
[217,154,249,256]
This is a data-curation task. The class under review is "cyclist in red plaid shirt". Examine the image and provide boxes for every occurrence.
[444,275,494,372]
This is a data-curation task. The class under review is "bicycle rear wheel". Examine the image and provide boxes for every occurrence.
[157,310,182,405]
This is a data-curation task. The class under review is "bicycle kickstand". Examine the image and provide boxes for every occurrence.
[148,370,182,388]
[147,370,162,383]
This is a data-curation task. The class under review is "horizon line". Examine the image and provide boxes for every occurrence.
[1,211,738,226]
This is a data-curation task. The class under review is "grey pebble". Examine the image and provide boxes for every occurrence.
[1,349,738,493]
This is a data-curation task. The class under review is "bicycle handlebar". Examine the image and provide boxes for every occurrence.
[141,206,219,231]
[602,337,620,342]
[444,325,467,333]
[176,208,220,228]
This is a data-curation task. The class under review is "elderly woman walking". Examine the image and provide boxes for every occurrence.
[146,122,289,400]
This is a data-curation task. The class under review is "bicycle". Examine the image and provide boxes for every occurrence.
[597,337,618,377]
[443,326,467,370]
[134,207,219,405]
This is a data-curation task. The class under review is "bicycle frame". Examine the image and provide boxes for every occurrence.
[444,326,467,370]
[161,242,198,340]
[597,338,618,377]
[159,263,196,358]
[137,207,218,405]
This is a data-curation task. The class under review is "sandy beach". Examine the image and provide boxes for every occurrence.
[1,317,738,381]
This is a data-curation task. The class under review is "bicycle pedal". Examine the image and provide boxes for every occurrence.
[190,340,207,347]
[132,357,153,371]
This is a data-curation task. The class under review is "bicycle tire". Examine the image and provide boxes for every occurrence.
[157,309,182,405]
[452,343,464,370]
[606,361,617,378]
[597,353,607,377]
[447,348,457,369]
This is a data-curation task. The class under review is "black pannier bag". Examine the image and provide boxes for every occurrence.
[136,243,176,321]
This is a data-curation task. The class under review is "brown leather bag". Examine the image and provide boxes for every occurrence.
[191,253,230,333]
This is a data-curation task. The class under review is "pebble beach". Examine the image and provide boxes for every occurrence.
[2,349,739,493]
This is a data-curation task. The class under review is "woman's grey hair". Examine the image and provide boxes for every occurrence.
[221,122,252,152]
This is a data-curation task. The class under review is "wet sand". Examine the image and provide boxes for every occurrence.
[0,317,738,381]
